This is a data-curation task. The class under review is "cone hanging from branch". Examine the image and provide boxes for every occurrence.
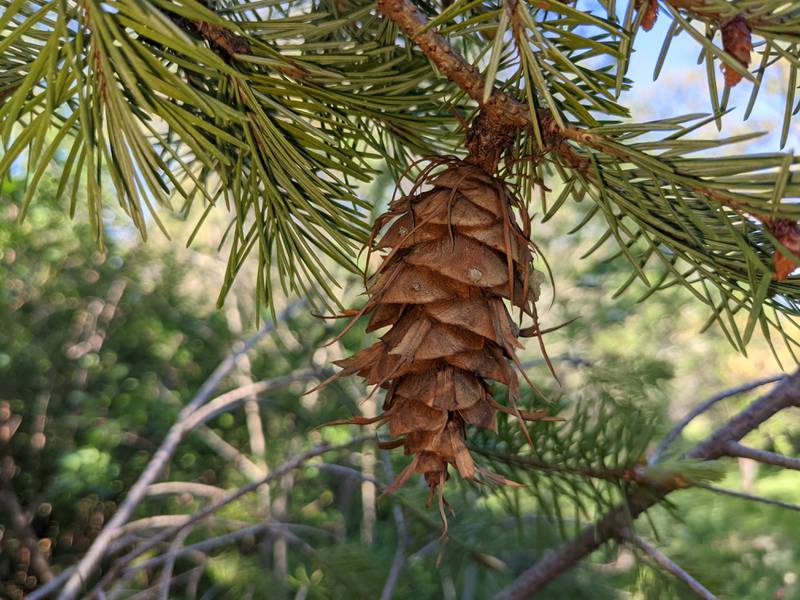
[322,143,557,500]
[721,16,752,87]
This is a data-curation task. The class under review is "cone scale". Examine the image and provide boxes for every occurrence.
[330,157,547,496]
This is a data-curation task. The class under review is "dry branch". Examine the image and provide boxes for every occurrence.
[698,484,800,512]
[193,426,266,482]
[58,301,305,600]
[145,482,226,499]
[82,435,378,599]
[182,370,318,431]
[651,374,786,462]
[723,442,800,471]
[492,371,800,599]
[377,0,530,130]
[376,0,777,222]
[127,522,329,575]
[628,534,718,600]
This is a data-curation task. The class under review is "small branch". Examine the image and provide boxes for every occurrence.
[109,524,319,600]
[192,21,250,57]
[723,442,800,471]
[165,0,251,59]
[686,374,800,460]
[651,374,786,463]
[29,569,74,600]
[474,449,631,481]
[58,301,304,600]
[120,566,204,600]
[193,426,266,482]
[225,304,272,518]
[272,464,295,584]
[181,370,319,431]
[118,515,192,534]
[158,528,192,600]
[360,394,378,546]
[380,451,409,600]
[83,435,377,599]
[698,484,800,512]
[158,385,266,481]
[126,522,314,575]
[376,0,778,220]
[380,514,408,600]
[146,482,226,498]
[628,534,718,600]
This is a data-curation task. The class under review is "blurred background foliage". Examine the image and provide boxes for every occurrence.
[1,14,800,597]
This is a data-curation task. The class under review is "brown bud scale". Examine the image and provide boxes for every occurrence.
[721,16,752,88]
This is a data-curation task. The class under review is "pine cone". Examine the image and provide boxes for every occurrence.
[637,0,658,32]
[721,16,752,88]
[329,159,550,497]
[769,219,800,281]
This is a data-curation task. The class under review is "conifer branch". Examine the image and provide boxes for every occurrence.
[377,0,793,221]
[375,0,630,168]
[493,370,800,600]
[376,0,529,129]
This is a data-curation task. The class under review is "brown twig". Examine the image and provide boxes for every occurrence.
[168,0,251,59]
[723,441,800,471]
[58,301,305,600]
[697,483,800,512]
[192,21,250,57]
[376,0,528,130]
[651,374,787,462]
[493,371,800,599]
[82,435,378,600]
[376,0,779,220]
[627,533,718,600]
